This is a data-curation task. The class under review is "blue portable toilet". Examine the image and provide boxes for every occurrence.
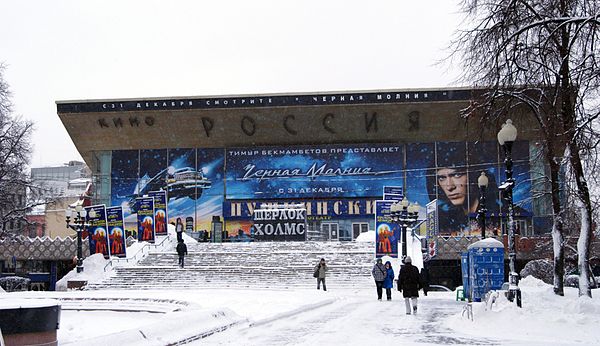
[460,252,470,299]
[467,238,504,302]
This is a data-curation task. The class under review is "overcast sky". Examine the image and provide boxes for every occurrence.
[0,0,462,167]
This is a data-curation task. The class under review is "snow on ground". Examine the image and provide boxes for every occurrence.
[445,276,600,345]
[55,253,110,291]
[6,277,600,345]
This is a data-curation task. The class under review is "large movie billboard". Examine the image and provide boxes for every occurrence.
[110,148,225,237]
[225,144,404,199]
[109,140,534,240]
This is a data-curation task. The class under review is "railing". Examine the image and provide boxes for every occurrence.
[103,235,172,272]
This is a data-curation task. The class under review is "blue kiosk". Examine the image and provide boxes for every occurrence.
[461,238,504,302]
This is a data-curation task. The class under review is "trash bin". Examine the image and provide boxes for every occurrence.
[467,238,504,302]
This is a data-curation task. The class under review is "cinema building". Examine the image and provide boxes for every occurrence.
[57,88,556,286]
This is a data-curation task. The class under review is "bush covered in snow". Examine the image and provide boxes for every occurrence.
[55,253,110,291]
[520,259,553,284]
[0,276,30,292]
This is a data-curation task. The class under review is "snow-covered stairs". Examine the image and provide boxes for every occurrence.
[85,241,376,290]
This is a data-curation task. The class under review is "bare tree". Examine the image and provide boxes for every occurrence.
[449,0,599,297]
[0,63,46,239]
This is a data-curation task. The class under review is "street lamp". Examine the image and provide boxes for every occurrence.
[477,172,489,238]
[390,197,420,262]
[497,119,522,307]
[65,206,96,273]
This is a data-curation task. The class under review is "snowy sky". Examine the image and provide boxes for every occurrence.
[0,0,462,167]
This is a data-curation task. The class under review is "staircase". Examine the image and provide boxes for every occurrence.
[85,241,375,290]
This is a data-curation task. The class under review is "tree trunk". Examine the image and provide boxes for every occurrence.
[548,154,565,296]
[569,141,593,298]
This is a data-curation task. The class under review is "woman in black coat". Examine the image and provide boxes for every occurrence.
[397,256,422,315]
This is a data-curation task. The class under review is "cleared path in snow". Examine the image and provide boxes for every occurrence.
[198,290,499,345]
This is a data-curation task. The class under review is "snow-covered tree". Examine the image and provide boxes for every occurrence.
[448,0,599,297]
[0,63,46,239]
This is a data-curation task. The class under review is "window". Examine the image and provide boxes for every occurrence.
[352,223,369,239]
[321,223,339,241]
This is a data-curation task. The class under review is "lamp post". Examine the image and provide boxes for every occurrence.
[477,172,489,238]
[497,119,522,307]
[390,197,420,262]
[65,206,96,273]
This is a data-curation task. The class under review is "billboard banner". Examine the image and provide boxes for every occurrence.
[148,190,168,236]
[375,200,399,258]
[224,198,376,221]
[85,205,110,259]
[252,205,307,241]
[226,144,404,199]
[425,199,438,259]
[106,206,126,258]
[136,197,155,243]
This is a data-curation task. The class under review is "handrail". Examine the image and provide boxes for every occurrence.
[103,235,172,272]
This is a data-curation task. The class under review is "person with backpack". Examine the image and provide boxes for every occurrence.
[371,258,387,301]
[314,258,328,291]
[383,261,395,301]
[176,239,188,268]
[397,256,422,314]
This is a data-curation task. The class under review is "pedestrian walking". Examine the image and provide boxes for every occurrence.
[420,263,431,296]
[397,256,423,314]
[314,258,328,291]
[175,217,184,243]
[371,258,387,301]
[383,261,395,301]
[176,239,188,268]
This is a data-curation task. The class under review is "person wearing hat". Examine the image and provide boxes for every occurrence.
[371,258,387,301]
[397,256,423,314]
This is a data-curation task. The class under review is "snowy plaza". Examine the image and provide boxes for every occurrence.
[3,229,600,345]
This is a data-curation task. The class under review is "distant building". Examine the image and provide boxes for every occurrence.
[31,160,91,198]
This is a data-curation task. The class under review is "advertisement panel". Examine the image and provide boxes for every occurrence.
[136,197,155,243]
[425,199,438,260]
[85,205,110,259]
[106,206,126,258]
[375,200,399,258]
[225,144,404,199]
[252,205,307,241]
[148,190,168,236]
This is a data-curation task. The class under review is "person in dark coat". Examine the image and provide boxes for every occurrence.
[383,261,395,301]
[371,258,387,301]
[176,239,188,268]
[397,256,422,314]
[314,258,328,291]
[420,263,431,296]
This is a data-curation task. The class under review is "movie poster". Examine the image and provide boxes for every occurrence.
[110,150,139,238]
[500,141,532,217]
[375,200,399,258]
[225,144,404,199]
[148,190,168,236]
[85,205,110,259]
[467,141,501,236]
[106,206,126,258]
[195,148,225,234]
[425,199,438,259]
[405,142,435,220]
[136,197,155,243]
[252,205,307,241]
[166,148,196,235]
